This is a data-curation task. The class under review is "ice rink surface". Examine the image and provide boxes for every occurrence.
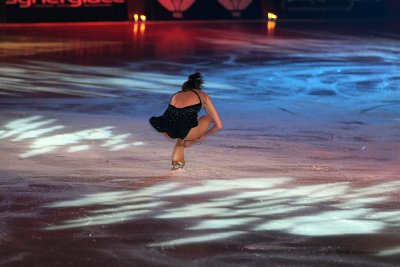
[0,20,399,266]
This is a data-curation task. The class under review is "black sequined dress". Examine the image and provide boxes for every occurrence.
[149,90,202,139]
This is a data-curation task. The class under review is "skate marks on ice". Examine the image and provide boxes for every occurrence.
[194,27,400,101]
[0,60,234,99]
[44,177,400,255]
[0,115,144,158]
[1,25,400,105]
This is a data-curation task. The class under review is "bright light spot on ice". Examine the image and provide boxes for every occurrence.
[148,231,245,248]
[68,145,90,153]
[45,177,400,248]
[0,116,144,157]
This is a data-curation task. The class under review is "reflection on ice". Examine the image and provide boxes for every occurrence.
[148,231,245,248]
[381,246,400,256]
[371,211,400,222]
[0,61,232,98]
[254,208,385,236]
[350,181,400,196]
[12,125,65,141]
[46,182,181,208]
[67,145,90,153]
[101,133,131,147]
[158,206,230,219]
[161,177,291,197]
[1,116,58,140]
[45,177,400,252]
[47,210,150,230]
[1,39,399,104]
[188,218,259,230]
[0,115,144,158]
[333,196,389,209]
[93,201,168,214]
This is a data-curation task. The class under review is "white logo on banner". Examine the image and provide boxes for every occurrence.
[218,0,253,17]
[158,0,196,18]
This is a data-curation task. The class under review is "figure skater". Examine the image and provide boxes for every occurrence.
[149,73,223,170]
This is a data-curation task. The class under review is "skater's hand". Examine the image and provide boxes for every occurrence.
[184,135,206,148]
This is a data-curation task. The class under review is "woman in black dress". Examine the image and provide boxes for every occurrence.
[149,73,223,170]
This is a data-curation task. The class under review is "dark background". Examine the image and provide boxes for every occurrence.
[1,0,400,23]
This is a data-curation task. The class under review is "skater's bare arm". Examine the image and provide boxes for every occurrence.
[202,93,222,137]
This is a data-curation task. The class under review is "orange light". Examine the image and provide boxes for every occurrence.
[140,15,147,22]
[140,23,145,33]
[267,21,276,33]
[133,13,139,22]
[268,12,278,21]
[133,22,146,37]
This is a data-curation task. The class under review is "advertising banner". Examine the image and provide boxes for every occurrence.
[147,0,262,20]
[4,0,127,22]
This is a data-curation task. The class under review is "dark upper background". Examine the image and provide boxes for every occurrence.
[1,0,400,23]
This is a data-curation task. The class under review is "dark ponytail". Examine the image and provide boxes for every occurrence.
[182,72,204,91]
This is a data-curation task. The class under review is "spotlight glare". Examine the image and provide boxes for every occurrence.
[140,15,147,22]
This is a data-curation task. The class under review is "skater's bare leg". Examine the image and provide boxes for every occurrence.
[184,115,211,147]
[172,139,185,169]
